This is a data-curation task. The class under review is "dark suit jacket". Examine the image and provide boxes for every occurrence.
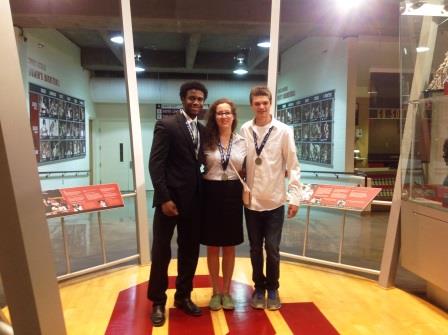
[149,112,205,216]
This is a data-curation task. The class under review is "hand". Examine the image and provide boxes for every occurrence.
[161,200,179,216]
[287,204,299,218]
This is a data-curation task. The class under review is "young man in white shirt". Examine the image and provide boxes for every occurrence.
[240,86,302,310]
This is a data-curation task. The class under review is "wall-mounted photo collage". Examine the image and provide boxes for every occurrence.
[277,90,334,166]
[29,83,86,164]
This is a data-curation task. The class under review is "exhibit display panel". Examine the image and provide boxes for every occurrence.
[400,1,448,309]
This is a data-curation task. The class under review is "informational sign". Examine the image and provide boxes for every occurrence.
[42,183,124,218]
[29,83,86,164]
[155,103,208,120]
[300,184,381,211]
[277,90,334,167]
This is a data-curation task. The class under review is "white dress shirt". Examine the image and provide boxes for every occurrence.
[240,117,302,211]
[203,133,247,181]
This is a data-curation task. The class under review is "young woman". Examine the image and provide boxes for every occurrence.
[201,98,247,310]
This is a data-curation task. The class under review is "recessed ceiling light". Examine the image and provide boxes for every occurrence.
[110,34,124,44]
[257,40,270,48]
[416,46,430,53]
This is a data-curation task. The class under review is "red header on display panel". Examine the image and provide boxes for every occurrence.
[42,183,124,218]
[300,184,381,211]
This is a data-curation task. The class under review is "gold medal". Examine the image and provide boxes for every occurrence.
[255,157,262,165]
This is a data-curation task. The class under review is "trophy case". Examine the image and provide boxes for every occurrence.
[400,1,448,309]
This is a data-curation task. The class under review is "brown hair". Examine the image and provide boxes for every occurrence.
[204,98,237,151]
[249,86,272,104]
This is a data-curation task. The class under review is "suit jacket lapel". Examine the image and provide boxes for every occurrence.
[176,112,197,159]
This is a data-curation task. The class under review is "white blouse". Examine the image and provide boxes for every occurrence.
[203,133,247,181]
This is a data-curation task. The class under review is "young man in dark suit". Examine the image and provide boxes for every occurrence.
[147,81,208,327]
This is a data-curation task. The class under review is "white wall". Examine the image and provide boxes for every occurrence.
[277,36,354,172]
[17,29,94,190]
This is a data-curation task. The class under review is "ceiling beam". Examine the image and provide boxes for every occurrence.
[185,33,201,69]
[98,30,123,65]
[81,47,267,74]
[248,47,269,71]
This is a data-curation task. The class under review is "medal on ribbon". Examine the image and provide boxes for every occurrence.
[218,134,233,180]
[252,126,274,165]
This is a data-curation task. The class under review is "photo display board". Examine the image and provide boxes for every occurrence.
[42,183,124,218]
[29,83,86,164]
[277,90,334,166]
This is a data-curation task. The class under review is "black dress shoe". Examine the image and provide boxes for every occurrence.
[174,298,202,316]
[151,305,166,327]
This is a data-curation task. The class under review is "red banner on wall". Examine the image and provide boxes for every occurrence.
[42,183,124,218]
[300,184,381,211]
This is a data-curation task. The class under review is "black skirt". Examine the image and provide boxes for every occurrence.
[200,179,244,246]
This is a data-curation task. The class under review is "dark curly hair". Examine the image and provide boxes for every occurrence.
[179,81,208,100]
[204,98,237,151]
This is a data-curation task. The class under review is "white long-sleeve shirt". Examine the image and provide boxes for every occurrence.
[240,117,302,211]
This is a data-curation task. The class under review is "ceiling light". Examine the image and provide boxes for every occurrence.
[233,50,248,75]
[110,34,124,44]
[416,46,430,53]
[233,67,248,75]
[257,38,270,48]
[135,52,146,72]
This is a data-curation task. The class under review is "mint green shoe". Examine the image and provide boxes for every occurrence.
[209,294,222,311]
[221,294,235,310]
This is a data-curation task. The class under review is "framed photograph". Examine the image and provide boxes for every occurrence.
[302,104,311,122]
[310,122,322,140]
[321,121,332,141]
[310,102,320,121]
[320,99,333,120]
[294,125,302,142]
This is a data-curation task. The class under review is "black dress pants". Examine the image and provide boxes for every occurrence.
[147,206,200,306]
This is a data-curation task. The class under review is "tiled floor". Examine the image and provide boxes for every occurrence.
[0,192,426,308]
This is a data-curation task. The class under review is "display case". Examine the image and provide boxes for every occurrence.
[400,1,448,309]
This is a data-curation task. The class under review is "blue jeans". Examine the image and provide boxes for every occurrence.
[244,206,285,291]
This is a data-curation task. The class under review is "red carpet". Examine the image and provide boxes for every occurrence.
[105,275,339,334]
